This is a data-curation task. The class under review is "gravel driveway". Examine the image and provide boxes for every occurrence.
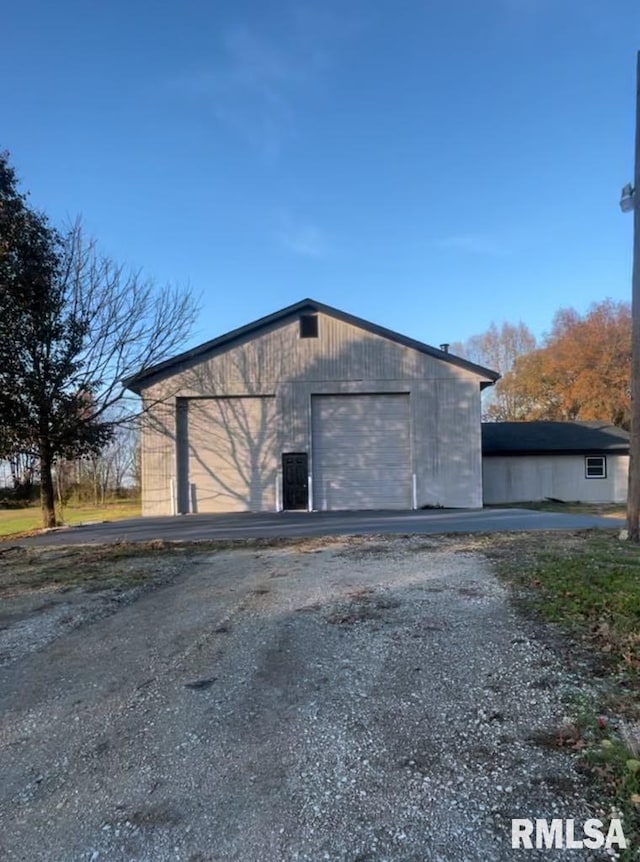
[0,536,599,861]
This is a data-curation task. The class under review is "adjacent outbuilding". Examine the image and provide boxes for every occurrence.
[124,299,499,515]
[482,421,629,504]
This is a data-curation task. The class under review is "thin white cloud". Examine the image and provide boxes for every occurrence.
[169,12,350,160]
[224,29,291,90]
[168,29,295,160]
[432,233,512,257]
[498,0,547,12]
[276,214,328,258]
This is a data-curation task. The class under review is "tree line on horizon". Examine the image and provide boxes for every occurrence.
[451,298,631,430]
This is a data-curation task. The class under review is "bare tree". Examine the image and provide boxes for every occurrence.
[63,223,198,425]
[8,452,36,500]
[452,321,536,420]
[82,424,140,504]
[107,424,140,495]
[0,152,199,527]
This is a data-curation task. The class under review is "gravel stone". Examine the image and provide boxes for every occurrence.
[0,536,608,860]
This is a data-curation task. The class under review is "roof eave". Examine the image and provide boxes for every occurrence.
[483,447,630,456]
[123,297,500,393]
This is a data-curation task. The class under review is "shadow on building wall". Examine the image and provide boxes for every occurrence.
[144,326,483,513]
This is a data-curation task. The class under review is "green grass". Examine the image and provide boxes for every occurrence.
[488,500,626,518]
[0,499,141,538]
[493,533,640,667]
[491,532,640,859]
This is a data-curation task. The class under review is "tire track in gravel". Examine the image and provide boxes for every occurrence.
[0,538,602,861]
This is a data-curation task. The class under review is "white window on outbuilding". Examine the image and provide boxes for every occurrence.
[585,455,607,479]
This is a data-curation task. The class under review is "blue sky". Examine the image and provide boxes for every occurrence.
[3,0,639,352]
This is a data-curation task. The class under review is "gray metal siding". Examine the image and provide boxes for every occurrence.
[483,454,629,504]
[140,399,177,517]
[311,394,411,510]
[140,311,491,514]
[179,397,277,513]
[412,378,484,508]
[146,314,479,399]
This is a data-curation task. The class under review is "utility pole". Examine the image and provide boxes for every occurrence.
[627,51,640,541]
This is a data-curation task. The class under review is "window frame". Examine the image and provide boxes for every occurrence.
[585,455,607,479]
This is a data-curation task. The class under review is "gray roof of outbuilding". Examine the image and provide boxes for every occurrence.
[482,421,630,455]
[123,298,500,393]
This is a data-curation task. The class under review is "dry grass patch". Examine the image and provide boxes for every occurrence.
[0,541,184,597]
[488,530,640,859]
[487,531,640,681]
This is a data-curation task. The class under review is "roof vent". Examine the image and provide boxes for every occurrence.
[440,343,450,353]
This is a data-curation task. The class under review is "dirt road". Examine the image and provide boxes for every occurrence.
[0,537,596,861]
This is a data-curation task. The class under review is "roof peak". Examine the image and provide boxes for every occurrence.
[124,297,500,393]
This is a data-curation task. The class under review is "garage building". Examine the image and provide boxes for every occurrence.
[125,299,498,515]
[482,421,629,504]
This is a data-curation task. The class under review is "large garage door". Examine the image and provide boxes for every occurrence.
[311,394,411,510]
[181,397,277,513]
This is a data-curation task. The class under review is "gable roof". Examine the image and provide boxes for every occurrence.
[482,421,630,456]
[123,298,500,393]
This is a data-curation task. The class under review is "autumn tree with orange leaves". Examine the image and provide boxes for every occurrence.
[455,300,631,429]
[506,300,631,429]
